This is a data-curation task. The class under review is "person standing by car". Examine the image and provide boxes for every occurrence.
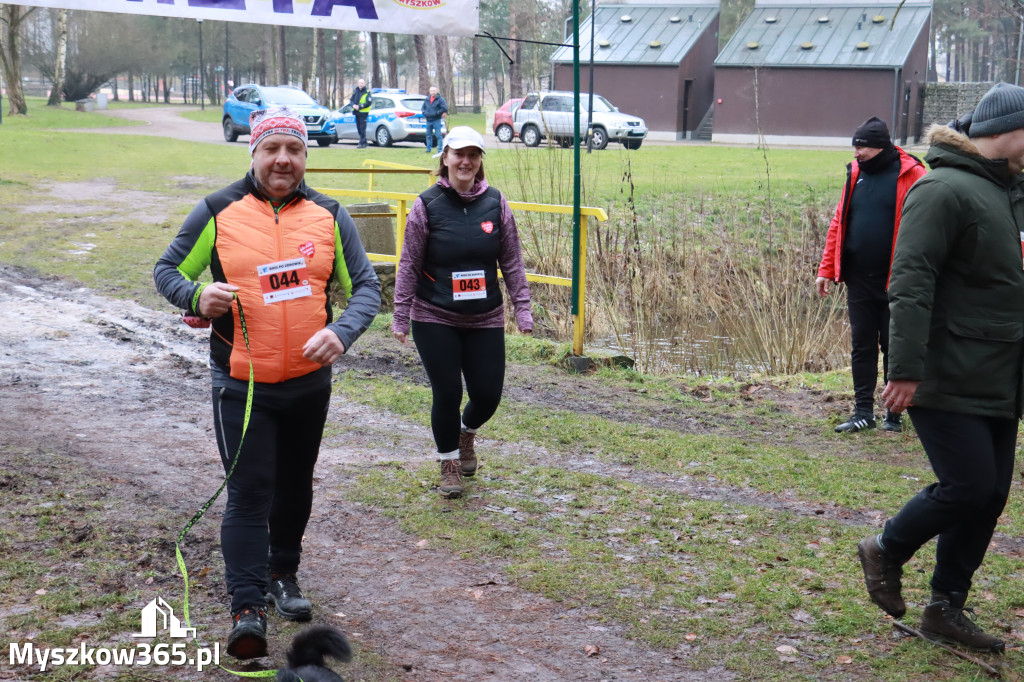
[857,82,1024,654]
[349,78,372,148]
[423,85,448,154]
[391,126,533,499]
[154,106,380,659]
[816,117,926,433]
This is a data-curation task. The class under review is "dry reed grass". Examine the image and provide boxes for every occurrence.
[487,145,849,376]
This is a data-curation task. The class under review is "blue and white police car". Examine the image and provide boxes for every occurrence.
[332,89,447,147]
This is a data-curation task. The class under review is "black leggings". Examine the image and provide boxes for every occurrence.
[212,383,330,611]
[411,321,505,453]
[882,406,1017,594]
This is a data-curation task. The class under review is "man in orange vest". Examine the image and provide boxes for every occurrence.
[155,106,380,659]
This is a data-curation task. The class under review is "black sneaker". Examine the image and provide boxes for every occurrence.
[267,573,313,621]
[226,604,268,659]
[835,413,876,433]
[881,410,903,432]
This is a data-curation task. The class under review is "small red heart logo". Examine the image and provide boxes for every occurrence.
[298,241,315,258]
[481,221,494,234]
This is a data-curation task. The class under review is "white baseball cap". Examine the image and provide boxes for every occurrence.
[435,126,485,157]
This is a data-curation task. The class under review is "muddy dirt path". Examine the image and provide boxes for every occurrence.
[0,265,733,681]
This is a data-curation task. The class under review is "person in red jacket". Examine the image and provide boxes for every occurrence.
[816,117,927,433]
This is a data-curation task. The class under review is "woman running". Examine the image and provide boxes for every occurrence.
[392,126,533,498]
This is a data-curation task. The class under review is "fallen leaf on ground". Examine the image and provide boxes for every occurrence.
[415,539,429,548]
[776,645,797,654]
[685,633,698,642]
[791,610,815,624]
[837,655,853,664]
[584,644,600,657]
[34,589,46,595]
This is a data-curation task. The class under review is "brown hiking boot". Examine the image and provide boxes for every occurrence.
[459,429,478,477]
[439,458,463,498]
[857,534,906,618]
[920,591,1005,653]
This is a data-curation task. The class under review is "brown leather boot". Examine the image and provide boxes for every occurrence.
[439,458,463,499]
[458,429,478,477]
[857,534,906,618]
[920,591,1005,653]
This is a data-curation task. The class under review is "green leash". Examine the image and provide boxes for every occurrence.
[174,295,277,678]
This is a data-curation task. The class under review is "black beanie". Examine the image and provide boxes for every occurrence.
[968,82,1024,138]
[852,116,891,149]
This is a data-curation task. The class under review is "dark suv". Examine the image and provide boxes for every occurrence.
[222,84,337,147]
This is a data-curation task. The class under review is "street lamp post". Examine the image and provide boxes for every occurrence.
[198,18,205,111]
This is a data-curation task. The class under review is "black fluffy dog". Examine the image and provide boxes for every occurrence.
[275,625,352,682]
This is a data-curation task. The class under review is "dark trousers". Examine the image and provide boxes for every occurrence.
[212,383,330,611]
[846,274,890,415]
[355,112,368,146]
[411,321,505,453]
[881,406,1017,594]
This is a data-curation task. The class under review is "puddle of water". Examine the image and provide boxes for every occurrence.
[594,318,849,376]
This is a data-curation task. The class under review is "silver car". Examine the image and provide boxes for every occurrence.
[332,90,447,147]
[512,91,647,150]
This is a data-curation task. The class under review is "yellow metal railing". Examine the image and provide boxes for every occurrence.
[307,166,606,356]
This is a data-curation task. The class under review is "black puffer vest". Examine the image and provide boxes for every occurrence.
[416,183,503,314]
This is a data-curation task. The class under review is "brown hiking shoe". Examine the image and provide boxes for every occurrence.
[439,458,463,498]
[857,535,906,618]
[459,429,478,477]
[920,591,1005,653]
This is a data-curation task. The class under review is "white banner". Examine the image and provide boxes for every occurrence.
[15,0,478,37]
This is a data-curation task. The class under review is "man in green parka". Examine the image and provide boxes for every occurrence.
[855,83,1024,654]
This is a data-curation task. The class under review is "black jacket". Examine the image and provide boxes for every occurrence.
[888,124,1024,418]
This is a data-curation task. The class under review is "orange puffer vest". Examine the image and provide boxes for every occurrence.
[216,193,337,383]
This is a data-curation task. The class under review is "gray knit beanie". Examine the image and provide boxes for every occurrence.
[968,82,1024,138]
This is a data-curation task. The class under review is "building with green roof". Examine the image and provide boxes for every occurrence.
[713,0,931,145]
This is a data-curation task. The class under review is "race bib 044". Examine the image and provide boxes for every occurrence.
[258,258,312,304]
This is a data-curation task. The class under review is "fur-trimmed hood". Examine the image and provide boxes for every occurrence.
[924,122,981,155]
[923,122,1019,187]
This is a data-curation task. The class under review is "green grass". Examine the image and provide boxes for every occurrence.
[1,97,144,129]
[178,108,224,123]
[349,450,1024,680]
[332,369,933,511]
[448,110,486,134]
[0,105,848,315]
[4,112,1022,680]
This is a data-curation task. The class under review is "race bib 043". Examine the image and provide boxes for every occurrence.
[452,270,486,301]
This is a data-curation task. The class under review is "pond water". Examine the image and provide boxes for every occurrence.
[593,318,850,377]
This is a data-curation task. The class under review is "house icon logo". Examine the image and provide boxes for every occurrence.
[132,597,196,638]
